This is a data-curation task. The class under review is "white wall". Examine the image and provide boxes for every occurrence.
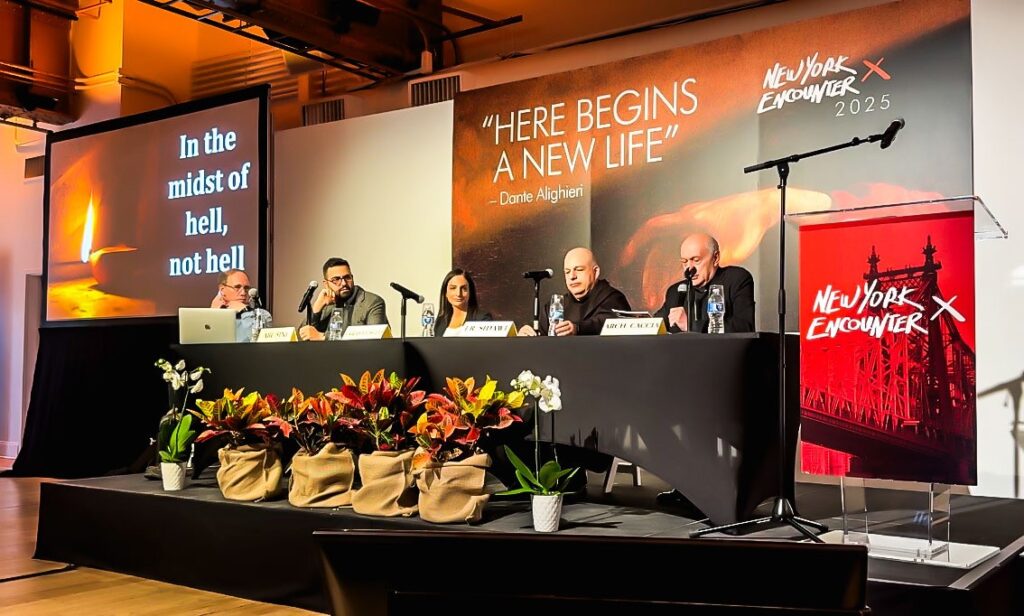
[272,102,454,333]
[0,128,44,458]
[971,0,1024,497]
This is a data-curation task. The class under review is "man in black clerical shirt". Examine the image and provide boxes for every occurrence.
[655,233,756,512]
[654,233,755,334]
[519,247,631,336]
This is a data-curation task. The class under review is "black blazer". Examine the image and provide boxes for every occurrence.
[433,308,492,337]
[653,266,755,333]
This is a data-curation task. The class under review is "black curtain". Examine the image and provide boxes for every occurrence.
[10,323,177,478]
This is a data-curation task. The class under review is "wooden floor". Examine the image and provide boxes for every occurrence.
[0,474,322,615]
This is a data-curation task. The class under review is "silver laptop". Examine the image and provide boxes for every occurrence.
[178,307,238,344]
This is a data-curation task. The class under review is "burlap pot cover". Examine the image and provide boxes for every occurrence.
[288,443,356,507]
[352,450,418,517]
[216,444,284,502]
[415,453,492,524]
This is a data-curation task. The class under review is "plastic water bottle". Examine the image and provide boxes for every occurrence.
[327,309,345,341]
[421,302,435,337]
[249,309,265,342]
[707,284,725,334]
[548,294,564,336]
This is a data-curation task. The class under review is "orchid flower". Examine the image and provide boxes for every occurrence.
[156,358,210,416]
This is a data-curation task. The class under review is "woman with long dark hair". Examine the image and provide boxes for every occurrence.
[433,268,491,336]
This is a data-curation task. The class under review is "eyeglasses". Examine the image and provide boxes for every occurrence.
[221,284,252,292]
[328,275,353,284]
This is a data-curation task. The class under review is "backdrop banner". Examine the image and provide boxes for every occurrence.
[451,0,972,326]
[799,211,976,484]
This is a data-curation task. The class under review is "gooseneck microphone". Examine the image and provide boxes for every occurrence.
[247,287,261,309]
[523,269,554,281]
[683,267,698,333]
[297,280,318,313]
[878,118,905,149]
[390,282,424,303]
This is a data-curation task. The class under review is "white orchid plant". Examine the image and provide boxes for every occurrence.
[510,370,567,479]
[154,358,210,465]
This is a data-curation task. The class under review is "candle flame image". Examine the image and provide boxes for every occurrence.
[80,196,95,264]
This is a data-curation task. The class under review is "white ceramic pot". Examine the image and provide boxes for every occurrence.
[531,493,563,532]
[161,462,187,491]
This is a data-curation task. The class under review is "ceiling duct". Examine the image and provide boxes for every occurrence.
[144,0,442,83]
[139,0,521,88]
[0,0,77,126]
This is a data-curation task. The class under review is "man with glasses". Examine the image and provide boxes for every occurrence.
[299,257,388,341]
[210,268,272,341]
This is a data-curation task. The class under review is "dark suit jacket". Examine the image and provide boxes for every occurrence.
[654,265,755,333]
[539,279,631,335]
[309,286,389,333]
[433,308,492,337]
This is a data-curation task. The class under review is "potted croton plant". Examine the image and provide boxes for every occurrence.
[410,376,524,523]
[192,388,287,502]
[267,388,361,508]
[328,370,426,517]
[154,358,207,491]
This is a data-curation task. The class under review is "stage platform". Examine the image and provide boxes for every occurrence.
[34,473,1024,615]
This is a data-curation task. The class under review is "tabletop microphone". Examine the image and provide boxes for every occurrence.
[390,282,424,303]
[879,118,905,149]
[247,287,261,309]
[297,280,318,313]
[676,282,688,304]
[523,269,553,281]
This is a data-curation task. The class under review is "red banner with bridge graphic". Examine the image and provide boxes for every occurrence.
[799,211,976,484]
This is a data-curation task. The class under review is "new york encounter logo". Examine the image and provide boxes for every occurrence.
[757,52,893,116]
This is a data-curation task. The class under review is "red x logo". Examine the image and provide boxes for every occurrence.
[862,58,891,82]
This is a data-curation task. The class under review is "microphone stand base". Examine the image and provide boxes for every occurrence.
[688,497,828,541]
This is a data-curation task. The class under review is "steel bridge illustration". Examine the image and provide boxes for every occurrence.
[801,236,976,483]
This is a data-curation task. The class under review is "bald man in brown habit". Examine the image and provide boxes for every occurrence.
[519,247,631,336]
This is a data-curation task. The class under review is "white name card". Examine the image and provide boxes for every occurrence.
[256,327,298,342]
[342,324,393,340]
[443,321,518,337]
[600,318,667,336]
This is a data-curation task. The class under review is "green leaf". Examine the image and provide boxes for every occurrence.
[514,469,541,492]
[157,415,175,450]
[556,467,581,492]
[495,487,535,496]
[538,460,562,490]
[503,445,538,486]
[161,414,197,461]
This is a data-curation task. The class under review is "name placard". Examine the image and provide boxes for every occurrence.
[444,321,518,337]
[256,327,298,342]
[600,318,667,336]
[342,324,393,340]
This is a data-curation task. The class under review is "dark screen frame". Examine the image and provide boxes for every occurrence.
[41,85,271,328]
